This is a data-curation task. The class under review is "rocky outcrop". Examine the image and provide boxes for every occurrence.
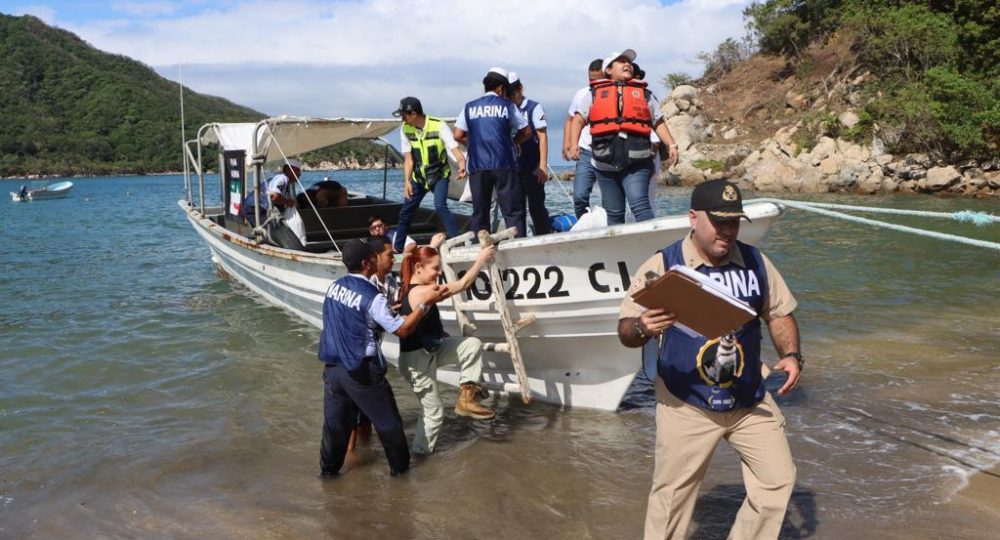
[303,156,398,171]
[658,83,997,197]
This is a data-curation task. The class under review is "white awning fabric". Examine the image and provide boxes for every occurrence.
[199,116,402,164]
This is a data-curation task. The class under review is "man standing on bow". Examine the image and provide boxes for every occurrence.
[569,49,680,225]
[453,67,531,237]
[563,58,604,219]
[393,97,465,253]
[507,72,552,235]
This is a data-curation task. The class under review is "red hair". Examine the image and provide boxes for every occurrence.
[400,245,440,301]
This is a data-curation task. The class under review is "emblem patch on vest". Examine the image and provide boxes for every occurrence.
[695,333,745,387]
[722,185,738,202]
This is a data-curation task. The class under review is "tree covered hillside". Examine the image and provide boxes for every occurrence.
[743,0,1000,160]
[0,14,263,176]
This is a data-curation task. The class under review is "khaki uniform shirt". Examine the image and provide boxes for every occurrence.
[619,234,797,321]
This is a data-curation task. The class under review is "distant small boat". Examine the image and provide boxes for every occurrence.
[10,181,73,201]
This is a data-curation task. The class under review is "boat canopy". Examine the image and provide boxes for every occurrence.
[198,116,402,164]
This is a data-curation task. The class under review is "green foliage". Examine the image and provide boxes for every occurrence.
[842,110,874,144]
[744,0,844,56]
[691,159,725,172]
[660,72,692,92]
[791,110,839,154]
[697,38,752,81]
[842,3,958,83]
[742,0,1000,159]
[0,14,388,176]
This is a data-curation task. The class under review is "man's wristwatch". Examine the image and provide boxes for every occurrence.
[417,303,430,314]
[633,319,647,339]
[783,352,804,370]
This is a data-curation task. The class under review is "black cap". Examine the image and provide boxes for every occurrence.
[392,97,422,117]
[632,62,646,81]
[341,239,373,272]
[691,179,751,222]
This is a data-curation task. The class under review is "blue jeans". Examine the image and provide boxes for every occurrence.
[394,177,459,252]
[595,158,655,225]
[572,149,598,218]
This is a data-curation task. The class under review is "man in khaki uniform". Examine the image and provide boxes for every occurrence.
[617,179,803,540]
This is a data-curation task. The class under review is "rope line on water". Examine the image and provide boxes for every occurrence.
[748,198,1000,252]
[750,199,998,225]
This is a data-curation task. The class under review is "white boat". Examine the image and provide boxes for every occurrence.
[181,116,784,411]
[10,180,74,201]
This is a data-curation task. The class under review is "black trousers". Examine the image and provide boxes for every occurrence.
[518,169,552,235]
[320,361,410,476]
[469,169,526,238]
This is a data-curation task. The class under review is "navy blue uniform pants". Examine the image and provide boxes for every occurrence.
[469,169,526,238]
[518,169,552,235]
[320,361,410,476]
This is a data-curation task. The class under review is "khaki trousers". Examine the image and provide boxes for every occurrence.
[644,378,795,540]
[397,336,483,455]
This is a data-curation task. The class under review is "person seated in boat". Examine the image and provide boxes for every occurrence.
[392,96,465,253]
[368,214,416,255]
[265,158,308,249]
[396,242,498,455]
[317,239,445,477]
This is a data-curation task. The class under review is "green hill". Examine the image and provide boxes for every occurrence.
[0,14,263,176]
[0,14,389,177]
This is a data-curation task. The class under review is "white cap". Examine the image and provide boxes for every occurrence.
[601,49,637,72]
[507,71,519,85]
[284,158,302,169]
[487,66,509,80]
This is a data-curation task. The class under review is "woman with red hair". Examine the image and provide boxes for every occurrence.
[398,242,497,455]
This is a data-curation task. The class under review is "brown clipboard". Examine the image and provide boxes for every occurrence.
[630,269,756,338]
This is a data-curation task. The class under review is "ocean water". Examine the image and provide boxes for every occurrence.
[1,171,998,539]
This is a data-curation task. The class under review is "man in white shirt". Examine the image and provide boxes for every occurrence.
[507,72,552,235]
[563,58,604,218]
[393,97,466,253]
[266,158,308,249]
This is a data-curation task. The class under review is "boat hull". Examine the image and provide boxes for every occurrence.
[10,181,73,201]
[181,201,783,410]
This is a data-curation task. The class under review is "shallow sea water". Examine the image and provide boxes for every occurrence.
[1,172,998,539]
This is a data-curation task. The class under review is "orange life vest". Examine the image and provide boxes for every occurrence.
[588,79,652,137]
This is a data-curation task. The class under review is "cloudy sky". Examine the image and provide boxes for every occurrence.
[7,0,752,159]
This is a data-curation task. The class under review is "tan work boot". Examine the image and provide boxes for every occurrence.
[455,383,496,420]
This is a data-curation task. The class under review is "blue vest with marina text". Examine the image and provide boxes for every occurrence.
[318,275,380,372]
[657,240,769,411]
[516,99,540,173]
[463,94,517,173]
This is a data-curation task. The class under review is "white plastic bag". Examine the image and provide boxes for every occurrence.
[571,206,608,231]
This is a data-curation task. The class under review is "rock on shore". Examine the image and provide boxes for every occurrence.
[656,84,998,198]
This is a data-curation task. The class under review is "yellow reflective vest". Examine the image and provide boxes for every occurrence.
[402,116,450,186]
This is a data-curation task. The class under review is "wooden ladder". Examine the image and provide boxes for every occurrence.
[438,227,535,404]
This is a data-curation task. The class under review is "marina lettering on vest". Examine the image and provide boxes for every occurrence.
[327,282,363,310]
[707,269,761,299]
[468,105,509,120]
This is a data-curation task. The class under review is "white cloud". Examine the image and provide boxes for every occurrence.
[58,0,753,152]
[111,1,179,17]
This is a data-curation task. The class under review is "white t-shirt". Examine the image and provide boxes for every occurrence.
[567,87,593,150]
[399,118,460,153]
[518,98,547,130]
[266,173,292,198]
